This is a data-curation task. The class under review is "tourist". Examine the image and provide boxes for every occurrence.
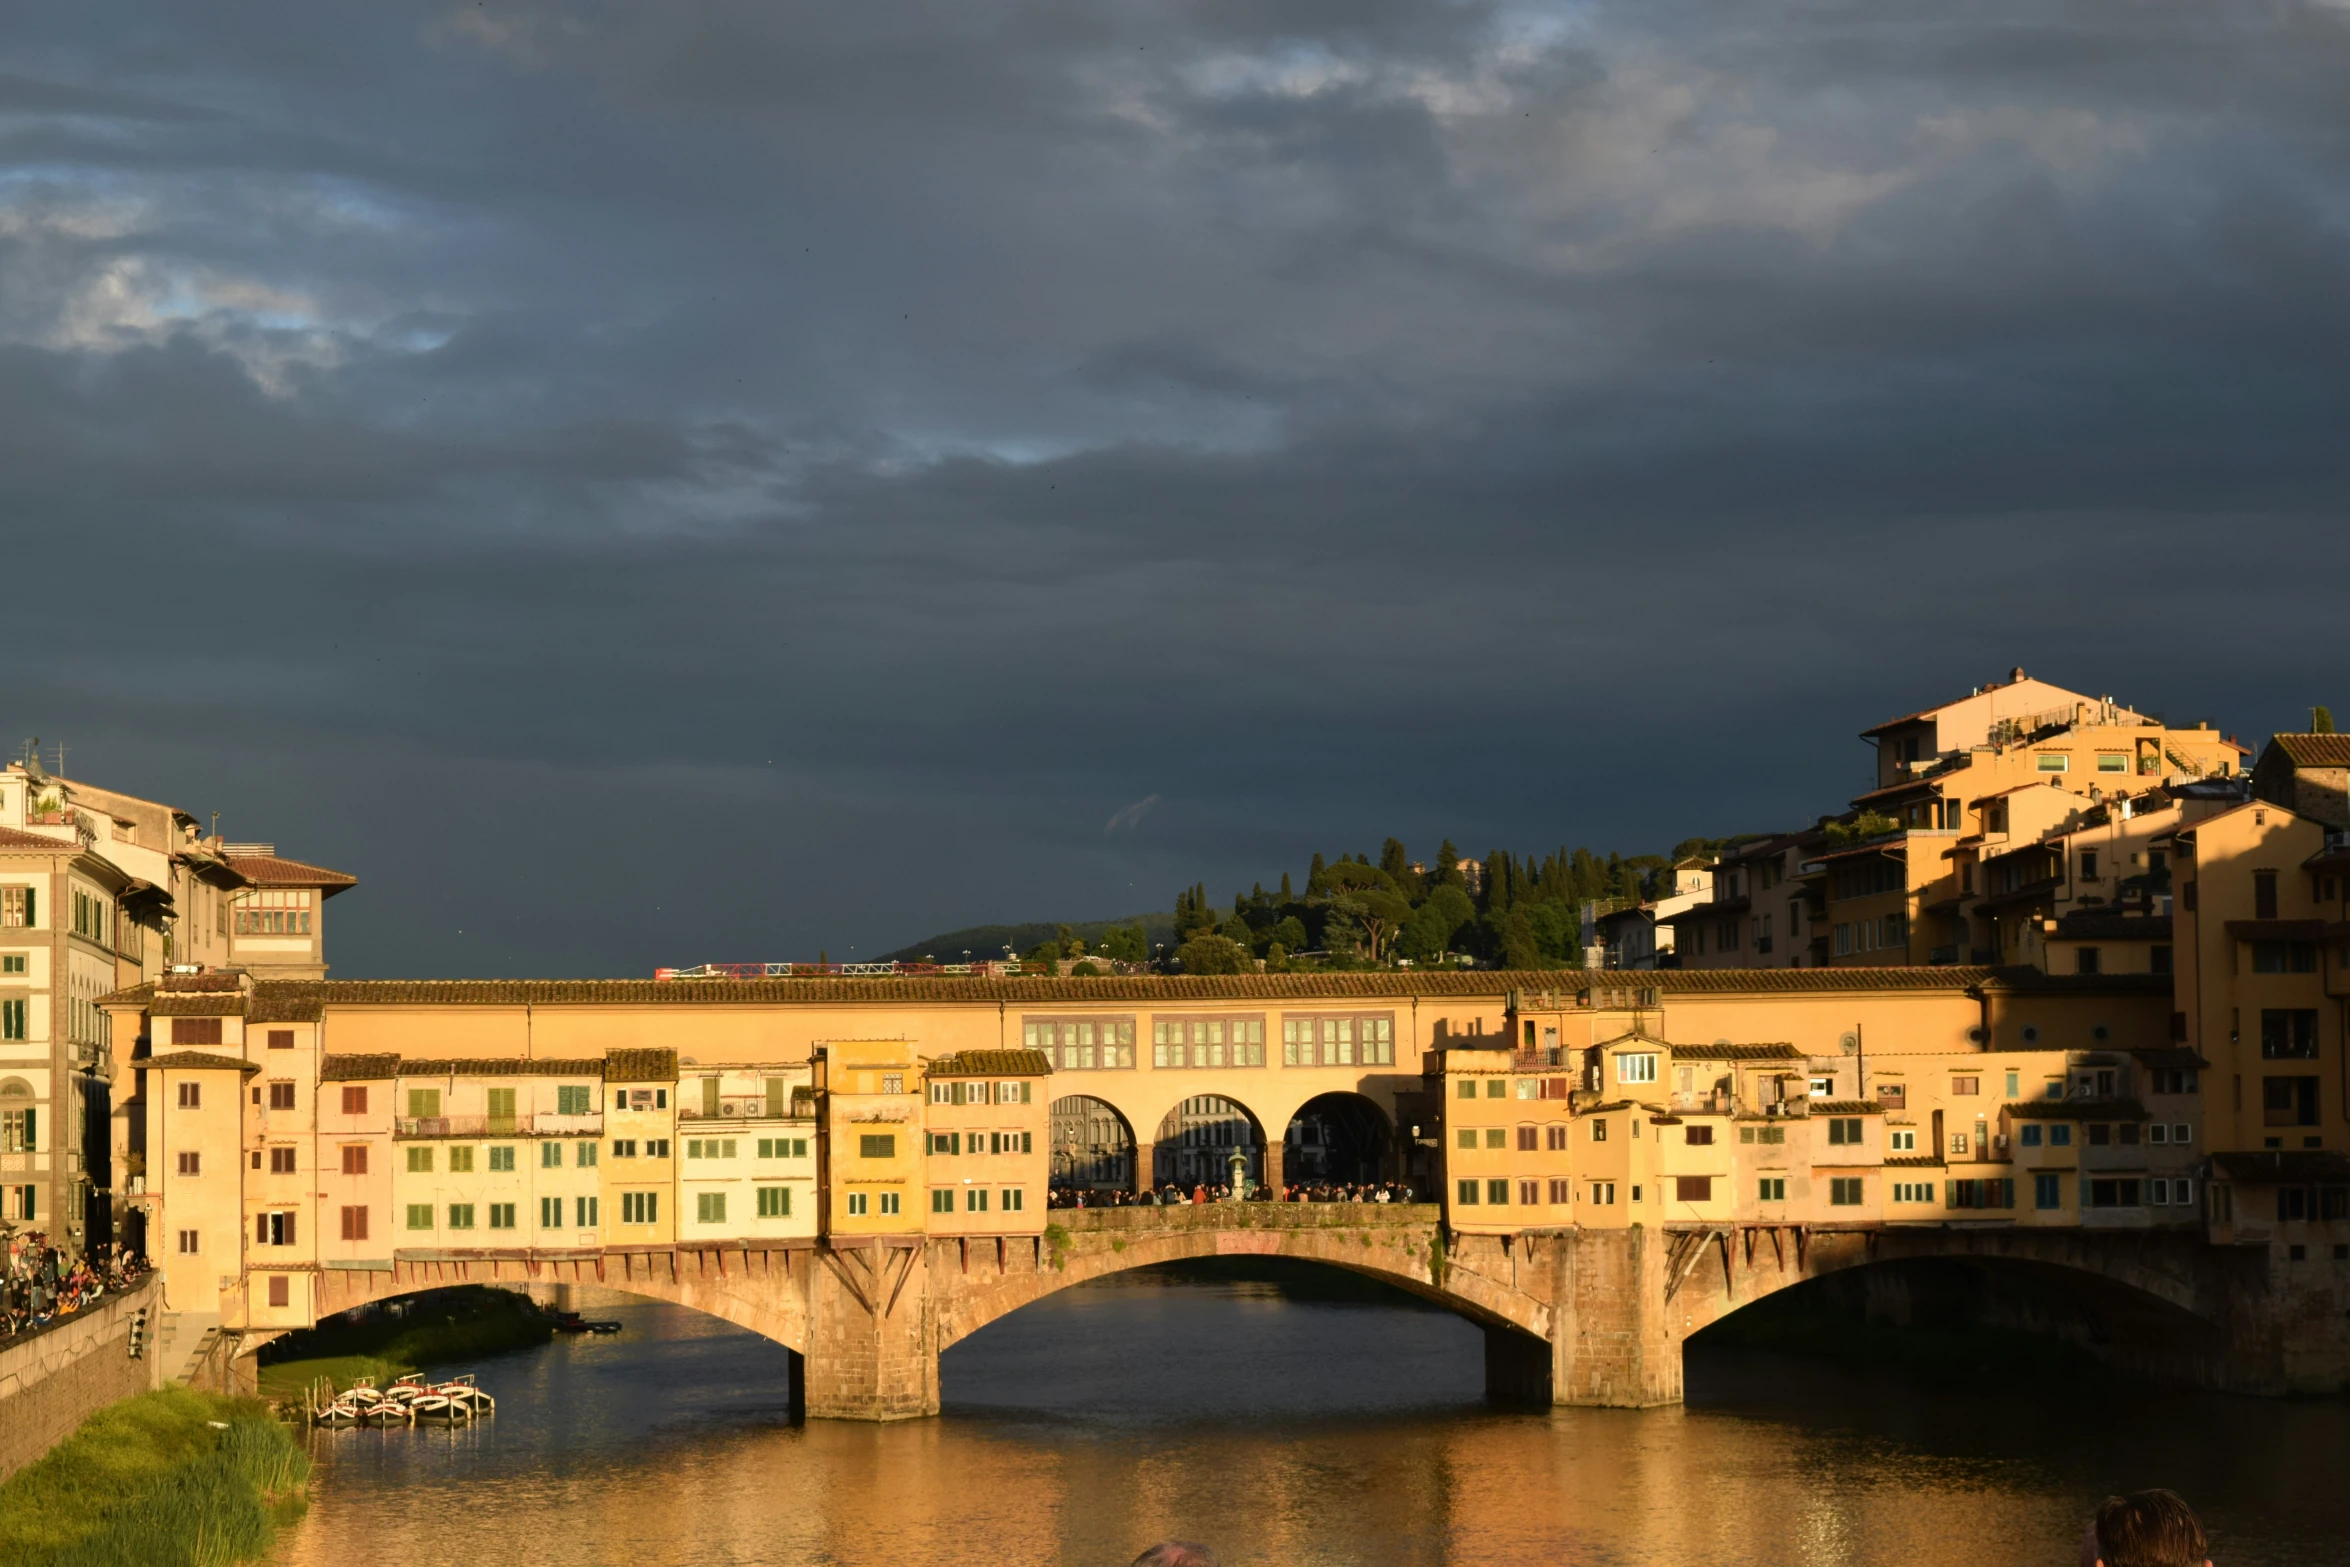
[1131,1541,1219,1567]
[2090,1489,2210,1567]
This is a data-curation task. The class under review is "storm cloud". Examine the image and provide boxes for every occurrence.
[4,0,2347,974]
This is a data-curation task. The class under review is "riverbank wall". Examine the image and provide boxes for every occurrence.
[0,1277,162,1483]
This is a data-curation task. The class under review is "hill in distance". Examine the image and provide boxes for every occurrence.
[878,912,1175,964]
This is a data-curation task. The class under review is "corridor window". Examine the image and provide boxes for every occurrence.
[757,1138,809,1159]
[1281,1014,1395,1067]
[1022,1016,1136,1070]
[1153,1016,1267,1068]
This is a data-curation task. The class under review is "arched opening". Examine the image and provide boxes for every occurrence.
[1049,1094,1137,1193]
[1688,1254,2224,1391]
[1151,1096,1263,1194]
[1281,1093,1392,1187]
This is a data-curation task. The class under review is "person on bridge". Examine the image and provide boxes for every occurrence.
[2088,1489,2209,1567]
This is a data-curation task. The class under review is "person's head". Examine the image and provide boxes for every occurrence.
[1131,1543,1219,1567]
[2094,1490,2209,1567]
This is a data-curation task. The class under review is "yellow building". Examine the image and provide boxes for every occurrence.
[678,1062,818,1244]
[144,1050,264,1328]
[919,1049,1048,1234]
[817,1040,921,1236]
[604,1048,678,1245]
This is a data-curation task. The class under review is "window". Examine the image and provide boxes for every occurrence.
[2005,1070,2020,1098]
[2035,753,2069,772]
[1484,1128,1506,1149]
[697,1192,727,1224]
[1547,1178,1571,1204]
[339,1145,367,1175]
[448,1146,476,1173]
[622,1191,659,1225]
[1591,1119,1608,1142]
[2264,1076,2321,1127]
[447,1204,475,1230]
[860,1134,896,1159]
[5,996,31,1038]
[0,954,20,974]
[1516,1125,1538,1151]
[177,1082,201,1109]
[1516,1079,1539,1101]
[269,1147,296,1174]
[963,1188,989,1213]
[1685,1125,1714,1146]
[1948,1178,2016,1209]
[255,1211,296,1246]
[340,1086,368,1115]
[232,888,314,935]
[1021,1017,1138,1070]
[1456,1080,1476,1100]
[2254,871,2278,921]
[1617,1053,1657,1085]
[2076,947,2101,975]
[1810,1076,1835,1098]
[557,1085,593,1114]
[758,1138,810,1159]
[1590,1182,1617,1205]
[1455,1128,1476,1150]
[406,1146,433,1173]
[1455,1179,1479,1205]
[0,887,31,927]
[1473,1178,1503,1205]
[577,1142,599,1166]
[2173,1123,2191,1144]
[2261,1011,2320,1058]
[266,1080,295,1110]
[847,1192,870,1216]
[1892,1182,1936,1203]
[575,1195,598,1227]
[1674,1176,1712,1203]
[881,1074,903,1094]
[406,1088,441,1118]
[2020,1124,2043,1147]
[266,1275,291,1309]
[489,1203,516,1230]
[267,1029,294,1050]
[612,1139,638,1158]
[2096,754,2127,773]
[1545,1125,1568,1151]
[540,1196,563,1227]
[2034,1174,2062,1210]
[2051,1125,2072,1147]
[879,1192,901,1215]
[1829,1178,1863,1206]
[1002,1188,1024,1212]
[177,1151,201,1176]
[177,1229,200,1254]
[2253,943,2318,974]
[486,1088,517,1128]
[1153,1017,1270,1068]
[407,1204,434,1231]
[759,1186,791,1218]
[541,1142,562,1168]
[1951,1076,1979,1096]
[2088,1179,2142,1209]
[1827,1117,1863,1145]
[1279,1014,1394,1067]
[487,1146,515,1172]
[2080,851,2100,880]
[1890,1129,1916,1152]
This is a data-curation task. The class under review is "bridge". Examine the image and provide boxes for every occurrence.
[300,1203,2313,1418]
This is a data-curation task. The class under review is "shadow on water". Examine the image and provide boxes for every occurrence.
[269,1269,2350,1567]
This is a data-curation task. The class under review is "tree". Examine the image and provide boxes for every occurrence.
[1220,911,1256,951]
[1499,907,1543,970]
[1355,888,1412,961]
[1263,942,1292,972]
[1098,924,1147,963]
[1022,940,1063,966]
[1279,871,1295,902]
[1176,933,1250,975]
[1433,840,1465,890]
[2317,706,2337,734]
[1400,884,1476,960]
[1306,852,1329,896]
[1269,915,1308,952]
[1319,897,1366,962]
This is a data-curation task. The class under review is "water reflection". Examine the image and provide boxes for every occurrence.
[273,1266,2350,1567]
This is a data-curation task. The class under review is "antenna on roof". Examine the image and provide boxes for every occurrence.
[51,742,64,778]
[210,811,219,840]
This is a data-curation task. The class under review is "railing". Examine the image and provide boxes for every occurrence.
[678,1106,802,1123]
[395,1113,604,1138]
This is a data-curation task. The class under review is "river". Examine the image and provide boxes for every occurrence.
[271,1266,2350,1567]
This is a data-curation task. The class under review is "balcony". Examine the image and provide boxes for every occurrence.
[394,1112,603,1139]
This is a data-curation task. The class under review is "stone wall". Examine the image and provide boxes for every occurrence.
[0,1277,160,1482]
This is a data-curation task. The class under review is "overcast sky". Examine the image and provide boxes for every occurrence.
[6,0,2348,976]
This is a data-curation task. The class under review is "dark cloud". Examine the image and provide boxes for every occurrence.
[4,0,2348,974]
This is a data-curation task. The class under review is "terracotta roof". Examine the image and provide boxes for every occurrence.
[2211,1149,2350,1184]
[142,1050,260,1074]
[924,1049,1053,1077]
[605,1048,678,1083]
[2126,1047,2210,1071]
[1884,1155,1947,1169]
[248,989,324,1024]
[1669,1042,1803,1061]
[221,853,357,894]
[389,1058,606,1078]
[2263,734,2350,769]
[1809,1100,1884,1115]
[160,972,245,993]
[2006,1096,2148,1120]
[150,994,247,1017]
[275,967,2078,1006]
[0,826,76,853]
[318,1054,402,1081]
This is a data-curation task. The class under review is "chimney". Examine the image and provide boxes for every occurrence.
[2010,667,2027,684]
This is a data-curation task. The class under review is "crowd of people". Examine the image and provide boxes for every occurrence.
[1048,1179,1421,1208]
[0,1233,145,1342]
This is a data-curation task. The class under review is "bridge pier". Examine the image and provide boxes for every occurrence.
[802,1241,939,1420]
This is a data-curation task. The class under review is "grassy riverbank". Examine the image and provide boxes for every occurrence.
[0,1388,307,1567]
[256,1285,554,1399]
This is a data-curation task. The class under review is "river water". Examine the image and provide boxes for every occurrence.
[271,1267,2350,1567]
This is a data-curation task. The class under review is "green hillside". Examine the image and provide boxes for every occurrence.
[879,912,1176,964]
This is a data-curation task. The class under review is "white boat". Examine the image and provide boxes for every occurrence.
[314,1400,361,1427]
